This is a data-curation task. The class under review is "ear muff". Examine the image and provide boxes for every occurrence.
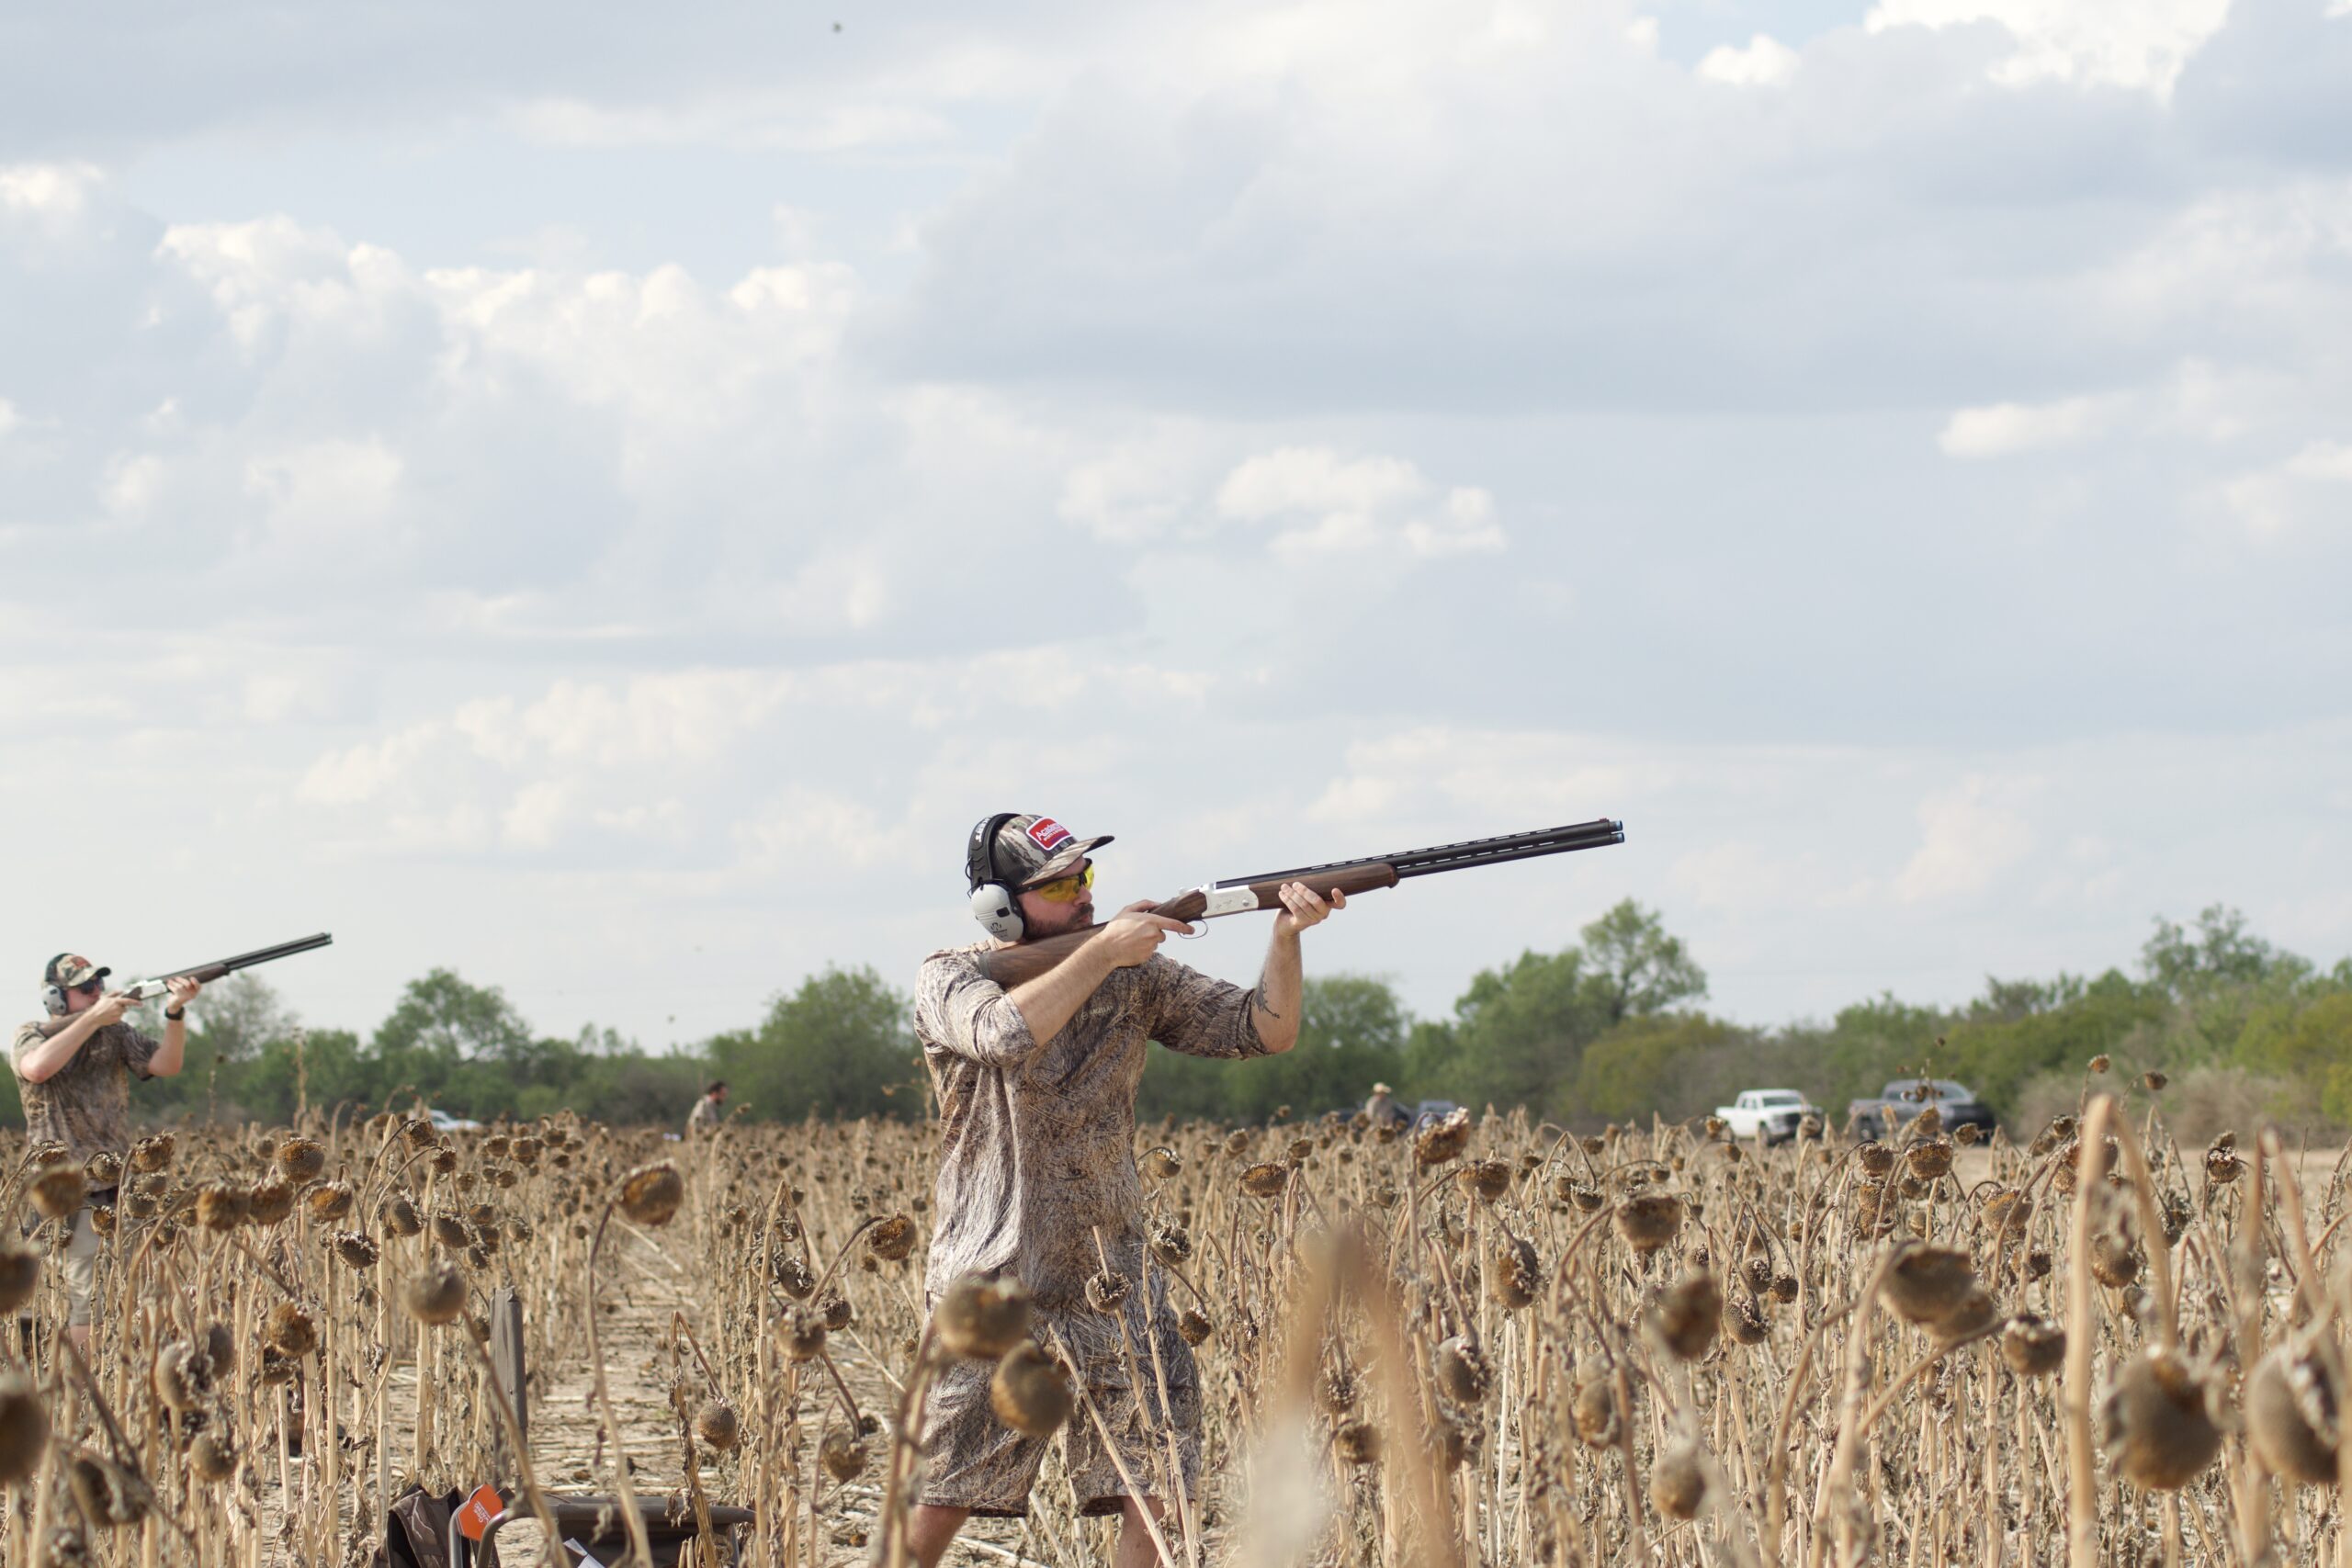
[967,813,1025,942]
[40,953,72,1017]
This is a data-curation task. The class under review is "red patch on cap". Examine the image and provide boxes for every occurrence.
[1024,818,1074,853]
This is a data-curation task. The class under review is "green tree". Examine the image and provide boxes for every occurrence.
[2143,906,2299,995]
[1573,1013,1745,1122]
[708,966,918,1122]
[1580,900,1709,1025]
[1423,900,1706,1114]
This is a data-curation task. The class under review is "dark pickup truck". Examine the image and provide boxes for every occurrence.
[1846,1078,1996,1141]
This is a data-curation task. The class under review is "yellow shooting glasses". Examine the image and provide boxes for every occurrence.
[1028,863,1096,903]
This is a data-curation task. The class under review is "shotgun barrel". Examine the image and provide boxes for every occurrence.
[119,932,335,1002]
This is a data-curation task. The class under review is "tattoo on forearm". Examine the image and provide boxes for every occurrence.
[1254,960,1282,1021]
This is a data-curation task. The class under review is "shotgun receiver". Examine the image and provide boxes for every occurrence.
[975,819,1623,988]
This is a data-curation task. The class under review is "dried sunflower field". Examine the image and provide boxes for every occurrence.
[3,1084,2349,1567]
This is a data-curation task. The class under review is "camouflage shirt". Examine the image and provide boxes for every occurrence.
[914,945,1267,1371]
[9,1020,160,1167]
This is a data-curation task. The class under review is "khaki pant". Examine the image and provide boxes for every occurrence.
[61,1204,100,1327]
[23,1201,107,1330]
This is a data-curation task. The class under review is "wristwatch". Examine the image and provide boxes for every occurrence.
[164,1007,187,1022]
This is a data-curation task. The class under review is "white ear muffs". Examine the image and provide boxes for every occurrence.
[971,884,1024,942]
[40,984,66,1017]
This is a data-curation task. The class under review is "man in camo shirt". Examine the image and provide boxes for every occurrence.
[12,953,197,1348]
[908,815,1342,1568]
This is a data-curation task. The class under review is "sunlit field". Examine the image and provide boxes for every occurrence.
[1,1091,2344,1567]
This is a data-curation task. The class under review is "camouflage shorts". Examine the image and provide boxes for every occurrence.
[917,1353,1201,1518]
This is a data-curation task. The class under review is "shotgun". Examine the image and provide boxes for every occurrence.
[117,932,335,1002]
[975,820,1623,988]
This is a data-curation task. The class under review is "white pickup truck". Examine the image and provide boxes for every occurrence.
[1714,1089,1819,1145]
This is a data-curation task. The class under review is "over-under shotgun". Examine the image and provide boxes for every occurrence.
[976,820,1624,988]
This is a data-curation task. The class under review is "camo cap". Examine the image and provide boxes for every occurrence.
[42,953,109,989]
[967,814,1114,891]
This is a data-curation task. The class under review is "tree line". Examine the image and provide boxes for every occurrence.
[6,899,2346,1136]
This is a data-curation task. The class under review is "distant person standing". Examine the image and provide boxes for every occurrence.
[12,952,196,1350]
[1363,1081,1407,1129]
[686,1079,728,1137]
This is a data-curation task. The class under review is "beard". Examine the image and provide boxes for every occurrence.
[1023,899,1095,939]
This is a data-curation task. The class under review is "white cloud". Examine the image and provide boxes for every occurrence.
[244,439,403,546]
[1058,428,1218,544]
[1863,0,2232,92]
[1215,446,1505,560]
[0,162,102,223]
[2222,439,2352,536]
[1896,776,2036,902]
[1938,395,2120,457]
[1697,36,1801,88]
[501,781,571,849]
[297,723,445,807]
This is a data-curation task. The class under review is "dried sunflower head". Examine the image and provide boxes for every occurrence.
[0,1244,40,1314]
[1456,1159,1511,1203]
[695,1400,741,1453]
[1646,1274,1722,1362]
[1649,1439,1711,1522]
[934,1275,1035,1361]
[1083,1270,1130,1314]
[1238,1162,1290,1199]
[1148,1224,1193,1268]
[30,1167,86,1223]
[2001,1314,2066,1377]
[1414,1109,1473,1168]
[0,1375,48,1484]
[1334,1420,1380,1465]
[2101,1349,2222,1491]
[188,1435,236,1483]
[820,1428,870,1482]
[1434,1337,1492,1404]
[403,1260,467,1326]
[245,1179,295,1227]
[1878,1241,1976,1327]
[1614,1193,1684,1256]
[1571,1374,1622,1448]
[781,1309,829,1362]
[989,1343,1072,1438]
[1490,1236,1542,1310]
[2247,1339,2340,1485]
[263,1303,317,1358]
[618,1163,684,1227]
[866,1213,917,1263]
[276,1137,326,1184]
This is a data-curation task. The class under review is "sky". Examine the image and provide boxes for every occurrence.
[2,0,2346,1056]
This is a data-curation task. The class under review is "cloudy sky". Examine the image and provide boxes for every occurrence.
[4,0,2346,1055]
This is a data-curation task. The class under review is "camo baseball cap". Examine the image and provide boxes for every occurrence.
[967,814,1114,891]
[42,953,109,989]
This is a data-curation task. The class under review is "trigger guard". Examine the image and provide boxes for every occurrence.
[1173,922,1205,940]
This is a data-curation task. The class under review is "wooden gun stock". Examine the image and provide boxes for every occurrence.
[975,862,1402,989]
